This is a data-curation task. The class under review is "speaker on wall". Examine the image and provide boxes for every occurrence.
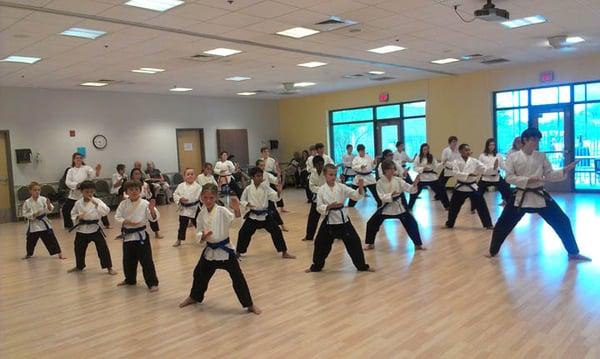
[270,140,279,150]
[16,149,32,163]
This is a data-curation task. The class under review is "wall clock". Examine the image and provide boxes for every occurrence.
[93,134,107,150]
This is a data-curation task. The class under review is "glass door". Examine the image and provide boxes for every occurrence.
[530,106,573,192]
[376,120,401,157]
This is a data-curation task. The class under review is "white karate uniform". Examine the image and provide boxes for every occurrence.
[505,150,565,208]
[376,176,417,216]
[214,160,236,183]
[66,166,96,200]
[393,151,412,167]
[196,205,236,261]
[197,173,218,187]
[309,171,326,196]
[263,171,278,185]
[478,153,505,182]
[306,154,333,172]
[114,198,160,242]
[352,155,376,185]
[316,182,363,224]
[377,161,403,178]
[262,157,277,174]
[413,157,442,182]
[22,196,54,233]
[441,146,461,177]
[452,157,488,192]
[341,153,356,176]
[111,173,125,195]
[240,182,279,221]
[71,198,110,233]
[173,182,202,218]
[123,182,153,200]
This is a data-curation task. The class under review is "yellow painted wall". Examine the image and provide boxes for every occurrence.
[278,53,600,160]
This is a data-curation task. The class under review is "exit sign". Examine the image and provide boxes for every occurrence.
[379,92,389,102]
[540,71,554,83]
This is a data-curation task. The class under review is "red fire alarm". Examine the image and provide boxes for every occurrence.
[379,92,389,103]
[69,130,76,137]
[540,71,554,83]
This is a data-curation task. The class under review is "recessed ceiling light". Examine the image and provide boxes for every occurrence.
[431,58,460,65]
[237,92,256,96]
[80,82,108,87]
[297,61,327,68]
[131,69,157,74]
[140,67,165,72]
[226,76,252,81]
[368,45,405,54]
[203,48,242,57]
[1,55,41,64]
[276,27,320,39]
[60,27,106,39]
[124,0,184,12]
[565,36,585,44]
[170,87,193,92]
[368,71,385,75]
[501,15,546,29]
[294,82,316,87]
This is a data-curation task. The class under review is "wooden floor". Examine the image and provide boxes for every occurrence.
[1,189,600,358]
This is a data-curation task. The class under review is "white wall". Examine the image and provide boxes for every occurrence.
[0,87,280,185]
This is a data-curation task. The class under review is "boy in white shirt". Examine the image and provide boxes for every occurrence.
[306,164,374,273]
[173,168,202,247]
[111,164,127,196]
[179,183,261,315]
[22,182,65,260]
[340,144,355,184]
[302,155,326,241]
[438,136,460,198]
[67,180,116,274]
[196,162,218,188]
[256,159,289,232]
[348,144,381,207]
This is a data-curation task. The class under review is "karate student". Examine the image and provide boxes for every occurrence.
[473,138,511,208]
[214,151,242,198]
[179,184,261,315]
[260,147,288,213]
[129,168,163,239]
[256,159,289,232]
[62,152,102,229]
[348,144,381,207]
[115,180,160,292]
[306,164,374,273]
[306,143,334,173]
[301,155,326,241]
[173,168,202,247]
[444,144,494,230]
[408,143,450,210]
[21,182,65,260]
[111,164,127,198]
[364,160,425,250]
[488,128,591,261]
[507,136,522,157]
[340,144,355,184]
[196,162,218,188]
[439,136,460,196]
[67,180,116,274]
[236,167,295,259]
[393,141,414,184]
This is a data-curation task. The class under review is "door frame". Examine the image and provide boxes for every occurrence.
[175,128,206,173]
[0,130,17,222]
[375,119,402,157]
[529,104,574,192]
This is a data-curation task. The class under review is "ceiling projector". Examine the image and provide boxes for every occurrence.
[474,0,509,22]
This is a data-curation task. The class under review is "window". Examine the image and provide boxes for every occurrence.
[403,117,426,158]
[376,104,400,120]
[330,122,375,163]
[331,107,373,123]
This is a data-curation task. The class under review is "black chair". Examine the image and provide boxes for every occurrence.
[94,179,115,206]
[173,173,184,186]
[41,185,61,215]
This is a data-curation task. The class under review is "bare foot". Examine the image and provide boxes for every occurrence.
[67,267,82,273]
[280,208,290,213]
[485,226,494,230]
[569,254,592,262]
[484,253,496,258]
[304,268,312,273]
[58,253,67,259]
[282,252,296,259]
[149,286,159,292]
[155,233,164,239]
[363,244,375,251]
[117,280,129,286]
[179,297,197,308]
[247,305,262,315]
[415,245,427,251]
[366,267,376,272]
[500,200,507,207]
[172,240,182,247]
[471,210,476,214]
[280,225,289,232]
[21,255,31,260]
[107,268,118,275]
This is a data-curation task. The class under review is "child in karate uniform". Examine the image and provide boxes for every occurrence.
[301,155,326,241]
[173,168,202,247]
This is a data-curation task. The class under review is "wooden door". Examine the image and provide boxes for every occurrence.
[176,129,205,175]
[217,129,249,167]
[0,131,15,223]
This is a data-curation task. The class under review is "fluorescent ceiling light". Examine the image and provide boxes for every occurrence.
[60,27,106,39]
[501,15,546,29]
[124,0,184,12]
[368,45,405,54]
[1,55,41,64]
[237,92,256,96]
[226,76,251,81]
[297,61,327,68]
[170,87,193,92]
[140,67,165,72]
[131,69,156,74]
[204,48,242,57]
[431,58,460,65]
[276,27,320,39]
[368,71,385,75]
[80,82,108,87]
[565,36,585,44]
[294,82,316,87]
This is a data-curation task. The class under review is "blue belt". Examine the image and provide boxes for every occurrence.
[205,238,237,260]
[181,200,200,208]
[27,214,53,236]
[121,225,147,243]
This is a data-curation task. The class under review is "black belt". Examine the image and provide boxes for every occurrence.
[422,169,437,174]
[121,225,147,243]
[204,238,237,260]
[27,214,53,236]
[181,200,200,208]
[375,194,406,215]
[356,171,372,176]
[515,186,550,209]
[244,208,271,219]
[455,181,477,192]
[69,219,105,237]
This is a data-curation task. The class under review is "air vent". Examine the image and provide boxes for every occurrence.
[185,54,220,62]
[461,54,484,61]
[481,57,510,65]
[314,16,358,32]
[343,73,366,79]
[370,76,396,81]
[97,79,135,85]
[253,90,268,94]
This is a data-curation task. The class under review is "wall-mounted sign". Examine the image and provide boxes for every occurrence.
[379,92,389,102]
[540,71,554,83]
